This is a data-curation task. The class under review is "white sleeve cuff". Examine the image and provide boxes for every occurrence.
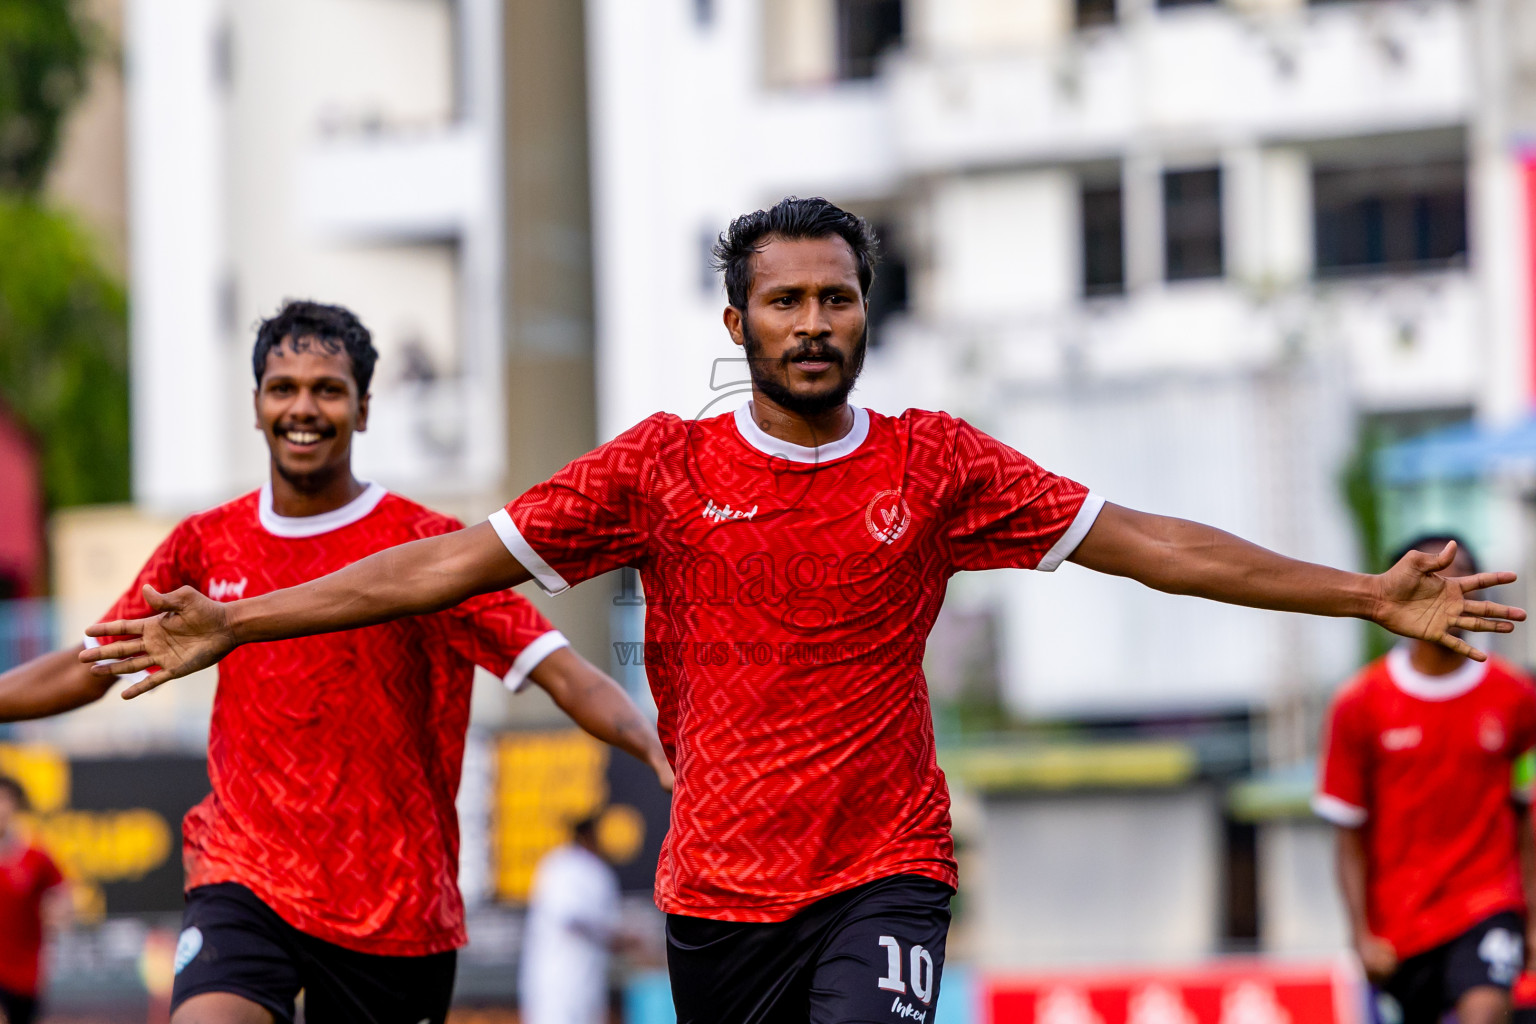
[81,634,151,686]
[1312,793,1368,827]
[1037,493,1106,572]
[503,630,571,693]
[488,508,571,596]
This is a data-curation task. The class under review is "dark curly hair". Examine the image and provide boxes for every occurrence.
[711,197,880,310]
[251,300,379,394]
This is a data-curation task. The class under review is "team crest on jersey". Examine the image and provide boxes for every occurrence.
[1480,715,1507,752]
[865,490,911,546]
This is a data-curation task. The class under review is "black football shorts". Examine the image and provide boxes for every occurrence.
[667,873,953,1024]
[171,882,456,1024]
[1380,910,1525,1024]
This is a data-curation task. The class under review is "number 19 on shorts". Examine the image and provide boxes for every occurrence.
[876,936,934,1004]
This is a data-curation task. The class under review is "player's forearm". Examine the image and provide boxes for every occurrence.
[1335,826,1374,939]
[1070,504,1379,619]
[229,522,530,646]
[0,647,114,721]
[530,649,669,778]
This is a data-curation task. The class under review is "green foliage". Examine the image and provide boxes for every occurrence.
[0,0,89,193]
[0,196,129,507]
[1341,419,1395,662]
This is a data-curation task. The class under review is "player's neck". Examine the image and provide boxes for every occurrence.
[747,394,855,450]
[1408,639,1468,676]
[268,464,368,518]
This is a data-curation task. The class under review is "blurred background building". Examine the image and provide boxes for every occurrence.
[4,0,1536,1020]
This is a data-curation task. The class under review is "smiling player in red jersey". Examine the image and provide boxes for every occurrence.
[1316,535,1536,1024]
[0,301,669,1024]
[83,200,1527,1024]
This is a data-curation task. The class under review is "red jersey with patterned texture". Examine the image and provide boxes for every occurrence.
[0,842,63,996]
[1314,648,1536,957]
[492,405,1100,921]
[95,485,568,956]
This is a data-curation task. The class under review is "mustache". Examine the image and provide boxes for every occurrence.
[783,343,845,366]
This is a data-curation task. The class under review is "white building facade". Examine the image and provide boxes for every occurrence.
[128,0,507,515]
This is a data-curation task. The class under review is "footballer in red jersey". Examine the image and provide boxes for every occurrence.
[0,301,669,1024]
[85,200,1528,1024]
[1315,535,1536,1024]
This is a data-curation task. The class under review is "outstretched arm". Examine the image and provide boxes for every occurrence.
[1069,503,1523,659]
[0,647,117,721]
[82,521,530,696]
[0,647,118,721]
[527,646,673,791]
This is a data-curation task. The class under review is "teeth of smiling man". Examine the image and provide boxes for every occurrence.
[285,430,323,444]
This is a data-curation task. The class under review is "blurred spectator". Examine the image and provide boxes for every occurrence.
[520,814,623,1024]
[0,774,69,1024]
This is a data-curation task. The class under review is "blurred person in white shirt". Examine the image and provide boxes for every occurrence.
[520,813,623,1024]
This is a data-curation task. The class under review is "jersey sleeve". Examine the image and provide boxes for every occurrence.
[34,848,64,893]
[942,418,1102,573]
[1313,688,1371,827]
[82,522,197,684]
[440,590,571,694]
[489,417,665,595]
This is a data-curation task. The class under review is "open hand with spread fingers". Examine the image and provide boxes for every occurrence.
[1371,540,1526,659]
[78,585,238,698]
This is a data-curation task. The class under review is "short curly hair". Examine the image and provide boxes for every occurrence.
[711,197,880,310]
[252,300,379,394]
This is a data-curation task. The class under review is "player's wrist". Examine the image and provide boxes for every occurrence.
[221,598,253,647]
[1357,572,1388,624]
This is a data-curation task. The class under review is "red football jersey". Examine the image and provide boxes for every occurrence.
[493,405,1098,921]
[0,842,64,996]
[1314,647,1536,957]
[91,484,567,956]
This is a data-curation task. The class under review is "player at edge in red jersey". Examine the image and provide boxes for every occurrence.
[82,200,1528,1024]
[1316,534,1536,1024]
[0,774,69,1024]
[0,301,669,1024]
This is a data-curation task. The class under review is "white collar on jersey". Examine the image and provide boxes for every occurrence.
[733,402,870,465]
[258,480,388,539]
[1385,643,1489,701]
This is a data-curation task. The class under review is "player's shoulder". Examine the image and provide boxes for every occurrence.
[370,492,466,539]
[174,490,262,539]
[1483,654,1536,697]
[1331,656,1393,710]
[617,410,690,442]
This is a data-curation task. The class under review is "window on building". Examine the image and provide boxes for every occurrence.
[1081,180,1125,296]
[836,0,902,80]
[1157,0,1216,8]
[1163,168,1224,281]
[1313,160,1467,276]
[1076,0,1118,28]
